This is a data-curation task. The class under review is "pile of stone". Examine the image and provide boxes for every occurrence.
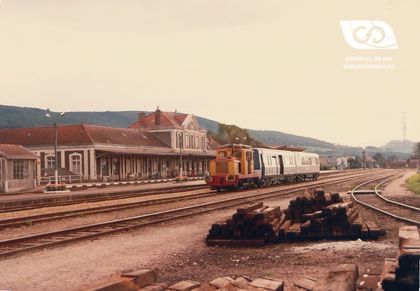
[206,189,383,246]
[83,268,285,291]
[381,226,420,291]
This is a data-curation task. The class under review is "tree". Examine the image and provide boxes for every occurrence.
[373,152,385,167]
[214,124,265,147]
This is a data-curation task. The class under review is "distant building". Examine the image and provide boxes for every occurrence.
[0,144,37,193]
[0,108,216,183]
[319,156,336,170]
[336,156,354,170]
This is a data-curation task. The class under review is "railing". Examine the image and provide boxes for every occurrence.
[40,175,83,184]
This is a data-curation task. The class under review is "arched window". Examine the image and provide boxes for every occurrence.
[69,153,82,174]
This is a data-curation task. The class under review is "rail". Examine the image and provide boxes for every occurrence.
[350,172,420,226]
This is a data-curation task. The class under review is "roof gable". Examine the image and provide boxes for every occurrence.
[128,110,203,131]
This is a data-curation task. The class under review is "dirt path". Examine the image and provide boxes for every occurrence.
[382,170,416,198]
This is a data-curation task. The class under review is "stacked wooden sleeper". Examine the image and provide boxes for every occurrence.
[381,226,420,291]
[207,189,383,246]
[207,202,283,245]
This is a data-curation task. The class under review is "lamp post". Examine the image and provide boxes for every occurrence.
[46,111,65,185]
[178,129,184,179]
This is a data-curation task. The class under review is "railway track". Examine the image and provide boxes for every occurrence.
[0,169,371,214]
[0,170,381,230]
[351,172,420,226]
[0,170,393,259]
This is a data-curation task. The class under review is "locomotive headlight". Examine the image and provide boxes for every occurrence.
[226,175,235,181]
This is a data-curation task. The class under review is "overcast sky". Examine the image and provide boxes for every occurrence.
[0,0,419,147]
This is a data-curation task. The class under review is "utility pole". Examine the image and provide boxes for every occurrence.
[402,112,407,142]
[179,127,185,179]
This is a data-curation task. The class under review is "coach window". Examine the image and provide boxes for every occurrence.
[253,150,260,170]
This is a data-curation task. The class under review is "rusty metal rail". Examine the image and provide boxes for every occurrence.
[350,172,420,226]
[0,170,392,259]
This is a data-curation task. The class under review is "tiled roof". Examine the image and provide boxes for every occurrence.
[129,110,189,130]
[0,144,37,159]
[83,124,168,147]
[0,124,169,148]
[0,125,92,147]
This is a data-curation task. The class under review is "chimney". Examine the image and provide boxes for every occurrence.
[138,111,146,121]
[154,107,161,125]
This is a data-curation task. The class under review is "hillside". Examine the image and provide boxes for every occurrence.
[382,140,415,154]
[0,104,411,158]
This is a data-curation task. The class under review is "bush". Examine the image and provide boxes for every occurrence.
[405,174,420,195]
[45,182,67,192]
[175,176,188,183]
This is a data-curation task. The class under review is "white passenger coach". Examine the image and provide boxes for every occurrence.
[252,148,320,184]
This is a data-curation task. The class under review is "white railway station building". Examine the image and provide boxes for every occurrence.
[0,109,216,183]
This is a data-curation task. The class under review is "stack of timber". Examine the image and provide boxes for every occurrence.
[206,189,384,247]
[284,189,342,222]
[381,226,420,291]
[206,202,283,246]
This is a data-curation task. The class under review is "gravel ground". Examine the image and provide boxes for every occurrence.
[0,169,402,291]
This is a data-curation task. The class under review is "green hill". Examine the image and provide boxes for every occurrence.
[0,104,411,158]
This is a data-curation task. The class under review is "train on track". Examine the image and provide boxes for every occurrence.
[206,144,320,191]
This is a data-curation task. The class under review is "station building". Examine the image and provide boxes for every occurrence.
[0,144,37,193]
[0,109,216,183]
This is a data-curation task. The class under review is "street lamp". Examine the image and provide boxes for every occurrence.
[46,110,66,185]
[178,127,185,179]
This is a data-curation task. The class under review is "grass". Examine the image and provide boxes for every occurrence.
[405,173,420,195]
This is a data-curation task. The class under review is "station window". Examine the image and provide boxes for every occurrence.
[70,154,82,174]
[46,155,55,169]
[13,160,29,179]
